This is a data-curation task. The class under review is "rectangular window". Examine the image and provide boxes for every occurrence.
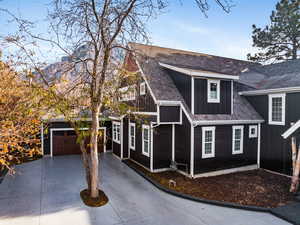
[232,126,244,154]
[249,125,258,138]
[202,127,215,158]
[112,122,121,144]
[142,125,150,157]
[129,123,135,150]
[140,82,146,95]
[207,79,220,103]
[268,93,286,125]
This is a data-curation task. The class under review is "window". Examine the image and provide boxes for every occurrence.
[129,123,136,150]
[202,127,215,158]
[232,126,244,154]
[207,79,220,103]
[119,85,136,101]
[268,93,286,125]
[142,125,150,157]
[249,125,258,138]
[140,82,146,95]
[112,122,121,144]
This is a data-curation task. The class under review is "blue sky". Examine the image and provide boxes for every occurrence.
[1,0,279,62]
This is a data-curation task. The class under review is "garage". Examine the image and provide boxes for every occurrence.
[50,128,106,156]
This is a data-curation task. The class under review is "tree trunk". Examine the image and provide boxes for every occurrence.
[80,141,91,192]
[290,145,300,193]
[292,39,298,60]
[292,136,297,171]
[90,105,100,198]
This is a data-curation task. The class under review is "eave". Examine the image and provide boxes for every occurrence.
[159,62,239,80]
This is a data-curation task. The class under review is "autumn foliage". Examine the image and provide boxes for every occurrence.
[0,62,42,173]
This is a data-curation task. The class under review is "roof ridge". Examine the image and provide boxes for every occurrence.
[129,42,258,65]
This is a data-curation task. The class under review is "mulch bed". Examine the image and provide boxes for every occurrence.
[80,189,109,207]
[127,160,295,208]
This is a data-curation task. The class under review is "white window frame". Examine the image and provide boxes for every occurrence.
[112,121,121,144]
[232,125,244,154]
[207,79,220,103]
[268,93,286,125]
[202,126,216,159]
[129,123,136,150]
[249,125,258,138]
[140,82,146,95]
[142,124,150,157]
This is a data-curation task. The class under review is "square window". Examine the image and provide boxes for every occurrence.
[249,125,258,138]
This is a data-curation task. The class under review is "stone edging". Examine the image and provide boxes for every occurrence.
[122,160,295,224]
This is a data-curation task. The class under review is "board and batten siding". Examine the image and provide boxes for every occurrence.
[165,69,192,109]
[194,78,231,114]
[174,112,191,172]
[129,121,151,168]
[193,124,258,174]
[153,125,172,170]
[246,92,300,175]
[159,106,181,123]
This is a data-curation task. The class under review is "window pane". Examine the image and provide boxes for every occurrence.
[144,128,149,141]
[130,126,134,136]
[205,130,212,142]
[251,128,255,135]
[131,137,135,147]
[272,97,282,122]
[210,83,218,99]
[234,140,241,151]
[144,140,149,153]
[235,129,241,139]
[205,143,212,154]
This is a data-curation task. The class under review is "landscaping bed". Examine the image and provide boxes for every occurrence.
[126,160,294,208]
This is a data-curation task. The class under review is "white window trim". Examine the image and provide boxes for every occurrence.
[249,125,258,138]
[112,121,121,144]
[207,79,220,103]
[140,82,146,95]
[268,93,286,125]
[142,124,150,157]
[129,123,136,150]
[202,126,216,159]
[232,125,244,154]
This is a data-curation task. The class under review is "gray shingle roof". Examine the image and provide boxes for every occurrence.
[131,43,263,122]
[239,59,300,90]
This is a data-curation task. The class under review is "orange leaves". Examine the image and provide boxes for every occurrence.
[0,62,42,171]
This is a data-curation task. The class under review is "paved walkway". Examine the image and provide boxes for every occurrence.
[0,153,291,225]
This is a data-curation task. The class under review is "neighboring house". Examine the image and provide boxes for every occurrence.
[42,43,300,178]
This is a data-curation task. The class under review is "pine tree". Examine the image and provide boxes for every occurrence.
[248,0,300,63]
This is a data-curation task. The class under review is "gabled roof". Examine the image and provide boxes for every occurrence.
[130,43,257,76]
[130,43,263,123]
[239,59,300,92]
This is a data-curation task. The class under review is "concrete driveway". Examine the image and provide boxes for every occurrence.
[0,153,291,225]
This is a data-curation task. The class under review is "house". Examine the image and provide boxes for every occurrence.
[42,43,300,178]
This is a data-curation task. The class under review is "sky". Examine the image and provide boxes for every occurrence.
[0,0,279,62]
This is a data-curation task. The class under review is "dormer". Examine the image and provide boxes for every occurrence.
[159,62,237,115]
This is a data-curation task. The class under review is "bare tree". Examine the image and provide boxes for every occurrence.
[2,0,233,202]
